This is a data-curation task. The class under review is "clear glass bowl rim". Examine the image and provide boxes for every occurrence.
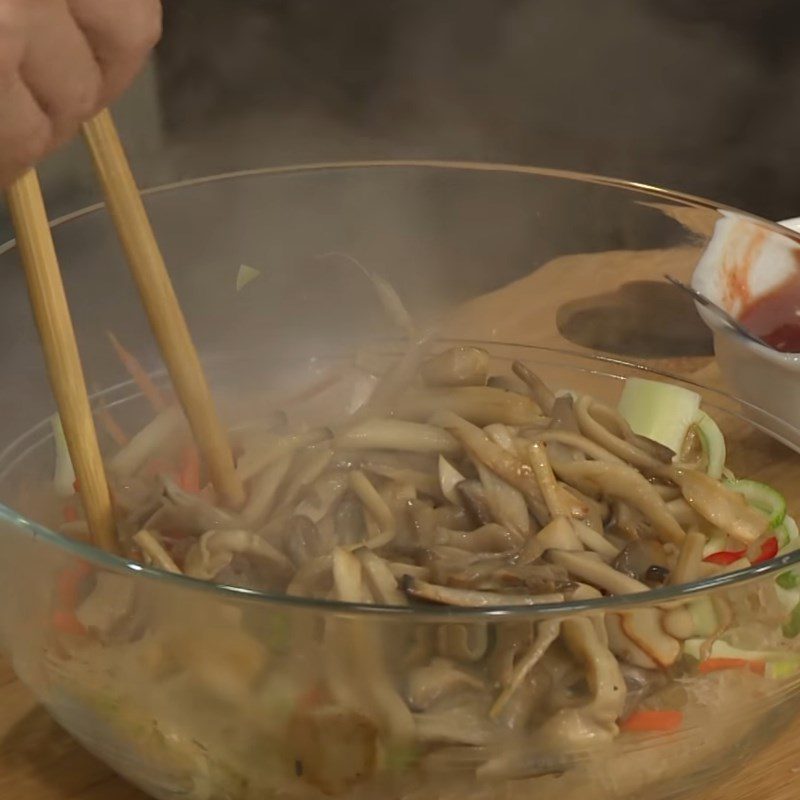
[2,160,799,621]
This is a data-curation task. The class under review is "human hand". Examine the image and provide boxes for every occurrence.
[0,0,162,187]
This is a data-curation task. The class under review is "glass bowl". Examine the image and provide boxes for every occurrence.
[0,163,800,800]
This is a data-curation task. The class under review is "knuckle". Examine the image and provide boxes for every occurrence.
[75,72,104,116]
[120,0,163,55]
[17,115,53,166]
[47,70,103,134]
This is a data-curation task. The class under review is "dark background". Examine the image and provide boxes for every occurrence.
[10,0,800,228]
[152,0,800,220]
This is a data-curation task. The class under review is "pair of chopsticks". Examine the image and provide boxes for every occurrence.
[5,109,245,553]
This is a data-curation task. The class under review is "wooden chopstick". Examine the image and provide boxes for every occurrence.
[6,171,117,552]
[82,110,245,510]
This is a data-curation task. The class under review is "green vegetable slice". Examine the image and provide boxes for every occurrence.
[617,378,700,454]
[776,515,800,548]
[683,638,800,662]
[777,572,800,590]
[725,478,786,529]
[693,411,726,480]
[784,602,800,639]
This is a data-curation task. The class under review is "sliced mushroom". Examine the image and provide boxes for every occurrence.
[336,419,460,456]
[240,453,293,526]
[407,658,484,710]
[133,529,181,574]
[457,479,494,525]
[355,547,406,605]
[433,523,521,553]
[395,386,543,426]
[439,455,467,505]
[606,613,658,669]
[288,705,378,795]
[612,539,670,584]
[570,519,620,562]
[421,346,490,387]
[535,430,626,465]
[537,516,583,552]
[236,429,330,483]
[75,572,138,641]
[348,470,396,549]
[548,549,650,596]
[491,619,561,719]
[475,462,531,537]
[619,608,681,668]
[674,468,769,544]
[437,623,490,662]
[574,395,670,476]
[184,529,293,581]
[669,531,707,586]
[536,617,626,748]
[293,470,350,524]
[414,696,496,746]
[160,477,240,533]
[528,442,566,518]
[511,361,555,415]
[284,516,328,568]
[330,549,415,741]
[432,411,549,524]
[551,460,685,544]
[403,576,562,607]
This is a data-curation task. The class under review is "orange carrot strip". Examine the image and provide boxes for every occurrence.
[178,445,201,493]
[62,503,78,523]
[620,709,683,733]
[56,561,94,609]
[107,332,168,412]
[296,683,327,713]
[96,398,129,447]
[52,610,88,637]
[699,658,766,676]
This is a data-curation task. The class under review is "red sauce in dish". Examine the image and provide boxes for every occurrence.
[739,271,800,352]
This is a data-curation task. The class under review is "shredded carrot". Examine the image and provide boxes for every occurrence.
[178,445,201,493]
[62,503,78,523]
[699,657,766,676]
[56,561,94,609]
[107,332,168,412]
[96,398,129,447]
[51,610,88,637]
[620,709,683,733]
[296,683,327,713]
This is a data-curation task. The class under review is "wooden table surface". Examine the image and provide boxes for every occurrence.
[3,238,800,799]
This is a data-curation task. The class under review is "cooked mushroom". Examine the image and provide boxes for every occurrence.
[511,361,555,415]
[407,658,485,710]
[551,460,685,544]
[421,346,491,387]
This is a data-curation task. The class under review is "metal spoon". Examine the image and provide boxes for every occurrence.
[664,275,772,349]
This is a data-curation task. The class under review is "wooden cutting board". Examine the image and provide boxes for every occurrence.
[0,652,798,800]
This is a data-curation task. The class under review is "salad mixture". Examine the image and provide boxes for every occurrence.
[40,339,800,800]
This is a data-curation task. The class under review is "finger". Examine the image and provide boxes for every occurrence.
[20,0,103,144]
[68,0,163,106]
[0,76,53,186]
